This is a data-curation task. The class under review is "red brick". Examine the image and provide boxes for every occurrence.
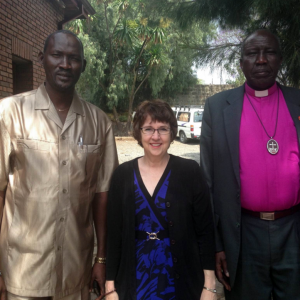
[0,0,66,98]
[2,82,10,88]
[0,71,9,77]
[0,51,8,57]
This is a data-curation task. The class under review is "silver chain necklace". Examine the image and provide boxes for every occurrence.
[245,88,280,155]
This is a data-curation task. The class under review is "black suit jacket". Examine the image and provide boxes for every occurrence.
[200,83,300,287]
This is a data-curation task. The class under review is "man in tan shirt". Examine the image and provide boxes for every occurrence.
[0,30,118,300]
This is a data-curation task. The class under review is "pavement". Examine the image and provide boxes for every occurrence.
[116,136,200,164]
[115,137,225,300]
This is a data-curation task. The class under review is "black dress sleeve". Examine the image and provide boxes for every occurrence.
[106,164,125,280]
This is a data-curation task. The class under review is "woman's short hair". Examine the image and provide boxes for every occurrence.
[132,100,178,147]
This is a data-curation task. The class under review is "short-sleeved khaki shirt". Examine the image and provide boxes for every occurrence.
[0,84,118,298]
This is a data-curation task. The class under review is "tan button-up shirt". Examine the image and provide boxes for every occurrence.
[0,84,118,298]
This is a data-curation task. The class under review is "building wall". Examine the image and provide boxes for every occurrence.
[0,0,64,98]
[169,84,235,106]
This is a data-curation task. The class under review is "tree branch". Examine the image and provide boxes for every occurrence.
[133,39,149,70]
[99,81,107,92]
[134,67,152,98]
[104,2,113,77]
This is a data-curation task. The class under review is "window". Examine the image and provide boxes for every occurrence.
[12,55,33,95]
[177,112,190,122]
[194,111,203,122]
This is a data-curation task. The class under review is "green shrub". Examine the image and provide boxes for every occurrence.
[119,115,128,122]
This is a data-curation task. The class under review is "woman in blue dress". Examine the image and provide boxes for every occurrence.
[103,100,216,300]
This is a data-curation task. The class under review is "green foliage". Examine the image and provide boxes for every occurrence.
[67,0,215,121]
[224,61,245,87]
[168,0,300,87]
[119,114,128,122]
[75,33,107,106]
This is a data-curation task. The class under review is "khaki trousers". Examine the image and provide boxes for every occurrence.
[7,286,90,300]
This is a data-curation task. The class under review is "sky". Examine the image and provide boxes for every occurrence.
[196,66,233,84]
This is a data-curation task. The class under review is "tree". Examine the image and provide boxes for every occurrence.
[67,0,215,132]
[224,60,245,87]
[166,0,300,87]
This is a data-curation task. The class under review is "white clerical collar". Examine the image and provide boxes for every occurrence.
[245,82,278,97]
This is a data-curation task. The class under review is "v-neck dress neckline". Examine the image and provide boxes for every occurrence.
[133,155,173,201]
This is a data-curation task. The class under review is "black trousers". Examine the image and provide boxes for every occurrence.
[225,210,300,300]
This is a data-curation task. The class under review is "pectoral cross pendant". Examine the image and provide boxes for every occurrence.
[267,139,279,155]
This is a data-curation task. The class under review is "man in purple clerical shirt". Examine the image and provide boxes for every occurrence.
[200,29,300,299]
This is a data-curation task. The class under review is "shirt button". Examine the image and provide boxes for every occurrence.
[169,221,173,227]
[62,161,67,165]
[60,217,65,222]
[57,246,62,251]
[63,189,68,194]
[62,135,66,140]
[171,239,175,245]
[166,202,171,208]
[173,257,178,263]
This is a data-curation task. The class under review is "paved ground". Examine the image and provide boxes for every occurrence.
[115,137,225,300]
[116,136,200,164]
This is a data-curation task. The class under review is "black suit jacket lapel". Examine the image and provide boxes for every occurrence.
[280,85,300,146]
[223,85,245,186]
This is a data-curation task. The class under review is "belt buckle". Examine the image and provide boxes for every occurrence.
[260,212,275,221]
[146,231,160,241]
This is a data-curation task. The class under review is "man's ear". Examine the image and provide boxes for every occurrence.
[82,59,87,73]
[38,51,44,65]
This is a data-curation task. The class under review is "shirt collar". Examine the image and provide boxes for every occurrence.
[35,84,50,110]
[245,82,278,97]
[71,90,85,116]
[34,83,85,116]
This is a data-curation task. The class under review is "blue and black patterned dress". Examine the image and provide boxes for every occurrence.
[134,158,176,300]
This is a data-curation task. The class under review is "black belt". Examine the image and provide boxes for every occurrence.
[135,230,168,241]
[241,203,300,221]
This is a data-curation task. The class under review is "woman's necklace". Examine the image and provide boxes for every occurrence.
[245,88,279,155]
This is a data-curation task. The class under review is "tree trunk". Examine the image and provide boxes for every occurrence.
[112,106,120,122]
[113,106,122,133]
[126,94,134,133]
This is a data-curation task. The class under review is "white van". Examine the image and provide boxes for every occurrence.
[172,105,204,143]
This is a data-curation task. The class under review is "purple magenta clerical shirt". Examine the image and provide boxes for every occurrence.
[239,82,300,211]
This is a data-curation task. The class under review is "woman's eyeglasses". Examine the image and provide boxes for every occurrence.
[140,127,171,135]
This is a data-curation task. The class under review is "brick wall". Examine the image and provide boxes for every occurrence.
[0,0,64,98]
[169,84,236,106]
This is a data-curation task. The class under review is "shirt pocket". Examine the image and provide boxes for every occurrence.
[70,143,102,191]
[85,144,102,187]
[14,139,53,194]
